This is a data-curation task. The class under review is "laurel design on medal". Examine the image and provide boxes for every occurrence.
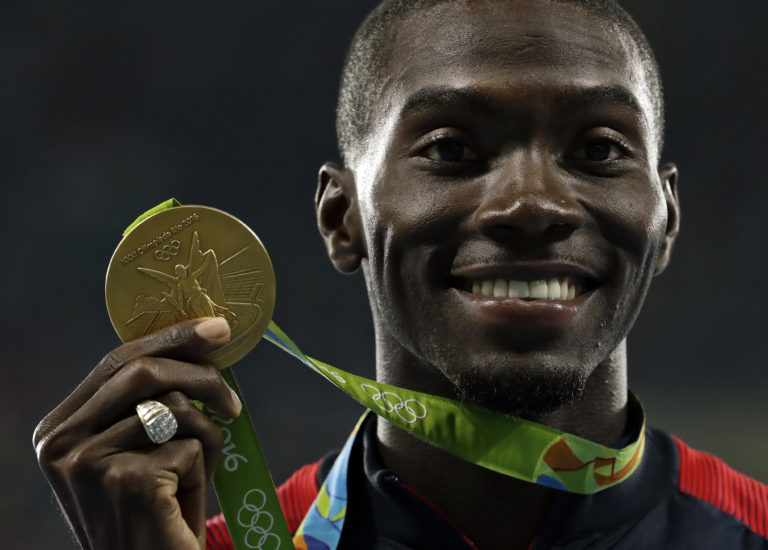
[106,205,276,368]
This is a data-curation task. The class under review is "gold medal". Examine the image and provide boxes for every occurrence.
[105,205,275,368]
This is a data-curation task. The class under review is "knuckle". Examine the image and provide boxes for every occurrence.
[38,439,97,486]
[186,438,206,462]
[188,365,225,398]
[172,397,224,453]
[205,366,228,392]
[103,464,141,496]
[156,323,190,348]
[65,448,99,481]
[207,423,225,453]
[170,438,205,469]
[98,347,127,374]
[121,357,156,386]
[32,417,51,451]
[101,466,124,493]
[35,425,67,466]
[164,394,196,426]
[35,433,56,467]
[163,390,190,409]
[148,484,178,513]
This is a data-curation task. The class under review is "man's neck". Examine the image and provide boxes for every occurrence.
[373,337,629,550]
[528,342,628,445]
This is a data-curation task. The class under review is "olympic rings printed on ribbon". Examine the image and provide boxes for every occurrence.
[360,383,428,424]
[153,239,181,261]
[317,364,347,384]
[236,489,281,550]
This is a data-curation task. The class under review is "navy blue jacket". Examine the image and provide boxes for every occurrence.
[207,416,768,549]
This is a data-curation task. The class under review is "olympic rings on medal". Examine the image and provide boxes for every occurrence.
[236,489,280,550]
[360,383,428,424]
[153,239,181,261]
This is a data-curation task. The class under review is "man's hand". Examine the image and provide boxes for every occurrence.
[33,317,241,550]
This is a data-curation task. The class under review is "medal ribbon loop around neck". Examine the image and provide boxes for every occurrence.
[116,201,645,550]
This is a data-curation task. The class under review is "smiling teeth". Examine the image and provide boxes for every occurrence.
[470,278,582,300]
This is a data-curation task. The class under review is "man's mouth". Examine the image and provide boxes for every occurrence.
[449,262,600,303]
[448,265,599,327]
[462,277,586,300]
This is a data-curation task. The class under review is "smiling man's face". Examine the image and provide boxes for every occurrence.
[336,0,679,415]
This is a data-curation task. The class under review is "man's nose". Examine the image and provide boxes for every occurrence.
[473,152,584,241]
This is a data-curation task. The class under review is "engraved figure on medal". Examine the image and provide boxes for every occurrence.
[127,231,240,335]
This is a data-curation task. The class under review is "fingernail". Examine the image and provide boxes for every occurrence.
[195,317,230,342]
[230,388,242,416]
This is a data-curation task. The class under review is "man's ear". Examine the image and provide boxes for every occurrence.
[654,163,680,275]
[316,162,365,273]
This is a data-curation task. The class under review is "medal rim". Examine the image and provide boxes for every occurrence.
[105,204,276,368]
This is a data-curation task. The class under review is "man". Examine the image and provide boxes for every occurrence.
[34,0,768,549]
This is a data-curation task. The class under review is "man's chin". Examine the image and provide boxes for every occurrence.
[451,366,588,418]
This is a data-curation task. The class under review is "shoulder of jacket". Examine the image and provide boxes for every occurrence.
[673,435,768,540]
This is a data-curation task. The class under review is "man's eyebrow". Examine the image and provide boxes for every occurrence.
[557,85,643,117]
[398,87,497,118]
[397,84,644,120]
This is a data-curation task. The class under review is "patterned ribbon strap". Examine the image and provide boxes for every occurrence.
[208,322,644,550]
[204,368,293,550]
[263,322,645,495]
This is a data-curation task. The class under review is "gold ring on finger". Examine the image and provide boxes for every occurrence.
[136,400,178,444]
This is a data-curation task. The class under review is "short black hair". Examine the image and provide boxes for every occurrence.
[336,0,664,165]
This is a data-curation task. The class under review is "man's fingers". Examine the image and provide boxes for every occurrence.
[98,439,208,547]
[118,317,231,365]
[160,391,226,483]
[83,391,226,483]
[150,439,209,542]
[38,397,220,549]
[34,317,230,449]
[42,358,240,457]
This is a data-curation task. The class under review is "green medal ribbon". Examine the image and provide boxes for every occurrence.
[120,201,645,550]
[203,367,294,549]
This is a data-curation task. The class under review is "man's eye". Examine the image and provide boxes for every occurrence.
[571,138,626,162]
[422,139,479,162]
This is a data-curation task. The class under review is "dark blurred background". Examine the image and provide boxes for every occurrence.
[1,0,766,547]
